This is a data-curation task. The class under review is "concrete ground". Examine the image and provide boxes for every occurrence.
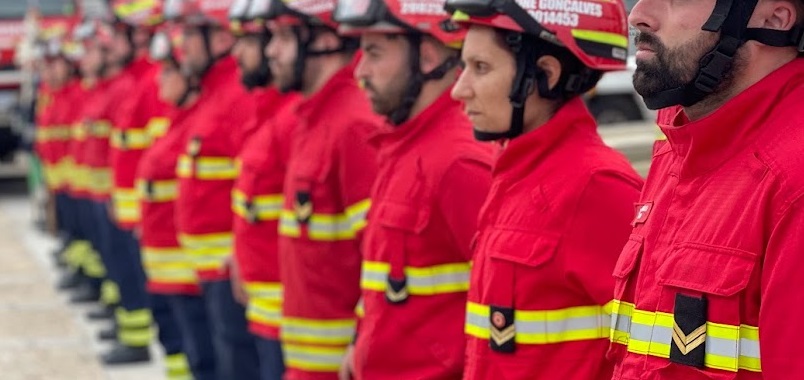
[0,180,164,380]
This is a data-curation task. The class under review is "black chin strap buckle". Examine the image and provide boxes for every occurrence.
[694,36,739,93]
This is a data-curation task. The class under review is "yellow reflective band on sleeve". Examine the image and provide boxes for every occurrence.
[609,300,761,373]
[137,179,179,202]
[87,168,112,196]
[284,343,347,372]
[279,199,371,241]
[175,155,238,180]
[245,282,283,328]
[361,261,471,295]
[90,120,112,138]
[111,127,152,150]
[142,246,197,285]
[466,301,612,344]
[36,125,73,142]
[71,122,89,141]
[179,233,233,272]
[232,190,283,222]
[146,117,170,139]
[571,29,629,49]
[112,188,142,223]
[281,317,356,346]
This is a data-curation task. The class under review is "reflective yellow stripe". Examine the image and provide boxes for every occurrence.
[609,300,761,373]
[87,168,112,195]
[284,343,347,372]
[90,120,112,138]
[112,188,141,223]
[118,328,153,347]
[354,298,364,318]
[571,29,629,48]
[361,261,470,295]
[146,117,170,139]
[281,317,356,345]
[466,301,612,344]
[114,0,158,17]
[100,280,120,306]
[279,199,371,241]
[35,125,73,142]
[176,155,238,180]
[136,179,178,202]
[246,283,283,327]
[165,353,192,380]
[179,233,233,271]
[232,190,283,221]
[111,127,151,150]
[69,164,92,191]
[71,122,88,141]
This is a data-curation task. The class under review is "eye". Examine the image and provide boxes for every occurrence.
[473,61,489,74]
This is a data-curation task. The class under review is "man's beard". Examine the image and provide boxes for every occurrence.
[632,31,720,99]
[363,70,410,121]
[240,63,272,90]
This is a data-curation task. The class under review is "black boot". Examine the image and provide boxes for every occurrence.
[97,326,117,341]
[68,284,100,304]
[100,345,151,365]
[86,305,115,320]
[56,271,83,291]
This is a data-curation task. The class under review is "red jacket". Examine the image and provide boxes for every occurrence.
[464,97,642,380]
[34,83,63,191]
[609,59,804,380]
[85,74,131,202]
[69,80,108,199]
[109,56,170,229]
[39,81,81,193]
[137,103,201,296]
[354,90,493,380]
[277,60,382,380]
[233,87,302,339]
[175,56,256,281]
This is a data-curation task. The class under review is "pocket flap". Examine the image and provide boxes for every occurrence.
[657,243,757,297]
[486,228,559,267]
[373,201,430,233]
[613,234,644,279]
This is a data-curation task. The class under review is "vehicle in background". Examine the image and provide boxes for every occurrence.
[583,0,655,125]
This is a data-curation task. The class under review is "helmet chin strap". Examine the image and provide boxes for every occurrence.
[641,0,803,110]
[387,34,459,126]
[284,25,355,93]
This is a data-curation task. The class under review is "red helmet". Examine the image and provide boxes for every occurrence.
[112,0,165,27]
[334,0,464,47]
[74,19,115,50]
[149,22,185,62]
[262,0,339,29]
[229,0,269,34]
[445,0,627,71]
[165,0,234,28]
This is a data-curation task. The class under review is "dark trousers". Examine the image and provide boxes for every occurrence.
[150,293,186,355]
[256,336,286,380]
[166,294,218,380]
[201,280,260,380]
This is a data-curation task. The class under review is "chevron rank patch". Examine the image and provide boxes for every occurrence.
[489,305,515,353]
[385,276,409,304]
[670,293,707,368]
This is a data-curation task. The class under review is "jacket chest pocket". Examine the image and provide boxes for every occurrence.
[653,243,758,376]
[607,234,645,362]
[475,227,560,353]
[365,201,431,304]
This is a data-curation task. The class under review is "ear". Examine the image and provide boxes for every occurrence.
[754,0,798,31]
[419,37,440,73]
[536,55,562,91]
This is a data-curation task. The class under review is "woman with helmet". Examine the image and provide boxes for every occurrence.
[444,0,643,378]
[332,0,493,378]
[262,0,383,378]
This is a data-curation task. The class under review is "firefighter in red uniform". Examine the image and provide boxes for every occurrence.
[168,0,261,378]
[227,0,303,379]
[137,21,216,380]
[443,0,643,378]
[93,0,187,365]
[332,0,493,378]
[263,0,383,377]
[610,1,804,378]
